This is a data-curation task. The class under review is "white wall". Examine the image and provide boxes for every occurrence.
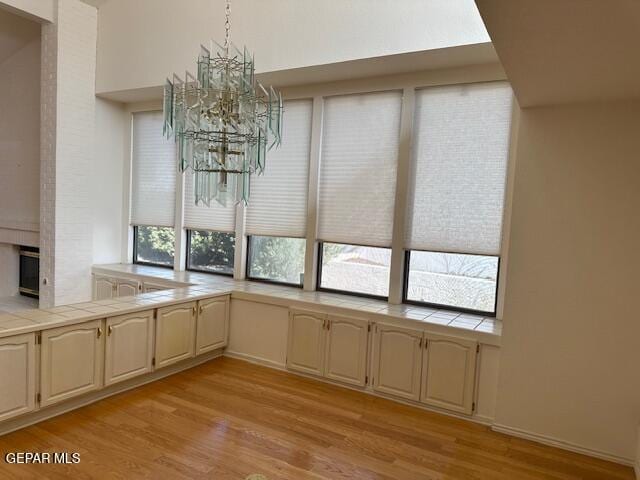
[95,0,489,94]
[0,243,19,296]
[39,0,98,307]
[92,98,126,264]
[0,37,40,233]
[495,100,640,462]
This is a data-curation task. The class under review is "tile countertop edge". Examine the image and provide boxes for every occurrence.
[1,264,501,347]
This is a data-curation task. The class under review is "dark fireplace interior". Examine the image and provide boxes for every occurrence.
[19,246,39,298]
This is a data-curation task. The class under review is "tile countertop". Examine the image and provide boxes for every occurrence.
[0,264,502,346]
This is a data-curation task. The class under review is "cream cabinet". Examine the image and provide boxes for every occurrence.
[286,309,327,376]
[195,296,229,355]
[143,282,169,293]
[155,302,196,369]
[287,309,369,386]
[40,320,104,407]
[371,324,423,401]
[324,315,369,386]
[93,275,117,300]
[0,333,36,422]
[92,275,140,300]
[116,278,140,297]
[104,310,154,386]
[421,333,478,414]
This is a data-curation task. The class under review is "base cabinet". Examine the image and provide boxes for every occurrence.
[93,275,140,300]
[93,275,117,300]
[372,324,423,401]
[104,310,154,386]
[324,315,369,387]
[421,334,477,414]
[0,333,36,422]
[196,296,229,355]
[287,310,327,376]
[155,302,196,369]
[40,320,104,407]
[287,309,369,387]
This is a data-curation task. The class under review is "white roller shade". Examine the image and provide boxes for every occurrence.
[246,99,312,237]
[183,170,236,233]
[406,82,513,255]
[130,111,176,227]
[318,91,402,247]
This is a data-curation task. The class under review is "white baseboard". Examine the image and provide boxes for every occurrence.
[0,350,223,437]
[223,352,494,427]
[492,423,635,467]
[223,350,286,371]
[226,353,633,468]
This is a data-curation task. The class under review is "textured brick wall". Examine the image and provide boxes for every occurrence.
[40,0,97,307]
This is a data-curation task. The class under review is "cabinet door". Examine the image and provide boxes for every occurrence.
[40,320,104,407]
[196,296,229,355]
[324,315,368,387]
[421,334,477,414]
[286,309,327,376]
[104,310,154,386]
[372,324,423,401]
[144,282,168,293]
[155,302,196,369]
[93,275,116,301]
[0,333,36,421]
[116,279,140,298]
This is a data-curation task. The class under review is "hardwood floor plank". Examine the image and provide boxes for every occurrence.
[0,357,633,480]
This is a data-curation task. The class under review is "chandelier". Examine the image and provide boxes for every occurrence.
[162,0,283,206]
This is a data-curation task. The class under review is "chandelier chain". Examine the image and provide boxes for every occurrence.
[224,0,231,56]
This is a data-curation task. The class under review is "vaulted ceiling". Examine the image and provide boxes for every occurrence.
[475,0,640,107]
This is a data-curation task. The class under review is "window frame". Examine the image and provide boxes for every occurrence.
[245,235,305,288]
[132,225,175,269]
[316,241,392,301]
[185,229,235,277]
[402,250,500,317]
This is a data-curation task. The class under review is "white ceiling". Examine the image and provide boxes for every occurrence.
[0,7,39,64]
[475,0,640,107]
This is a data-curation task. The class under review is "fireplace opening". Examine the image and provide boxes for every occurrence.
[19,246,39,298]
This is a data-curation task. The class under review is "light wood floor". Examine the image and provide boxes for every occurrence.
[0,357,633,479]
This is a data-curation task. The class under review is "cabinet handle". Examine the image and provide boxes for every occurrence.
[108,325,112,336]
[199,305,203,314]
[97,327,102,339]
[322,319,327,329]
[327,320,331,331]
[192,306,196,316]
[418,338,422,348]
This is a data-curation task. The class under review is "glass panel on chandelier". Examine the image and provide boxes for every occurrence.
[163,34,282,206]
[186,230,235,276]
[247,236,305,286]
[133,226,175,268]
[405,250,499,315]
[319,243,391,299]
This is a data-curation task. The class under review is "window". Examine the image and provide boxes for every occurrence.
[405,251,499,314]
[186,230,235,275]
[247,236,305,286]
[318,243,391,298]
[133,226,175,267]
[404,82,512,314]
[130,111,176,229]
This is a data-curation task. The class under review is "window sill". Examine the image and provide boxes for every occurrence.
[91,263,502,345]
